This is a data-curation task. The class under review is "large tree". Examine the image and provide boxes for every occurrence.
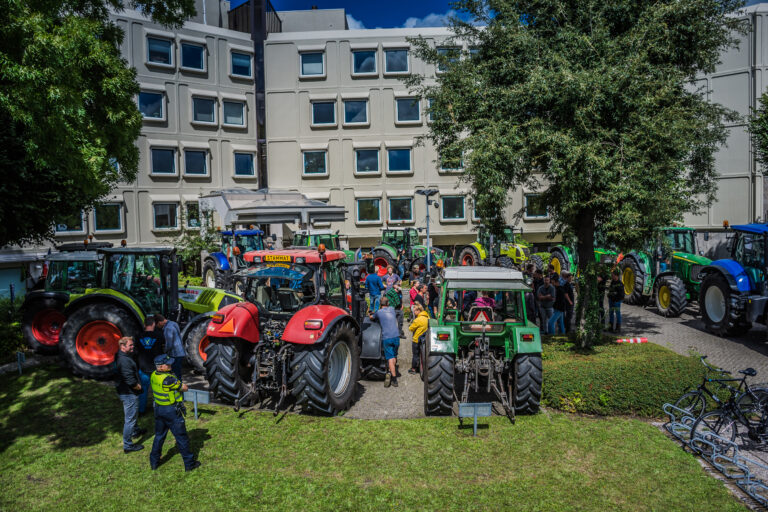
[0,0,195,247]
[407,0,744,346]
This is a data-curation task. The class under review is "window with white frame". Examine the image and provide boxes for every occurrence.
[150,148,176,175]
[437,47,460,73]
[138,91,164,120]
[388,197,413,222]
[94,203,122,232]
[524,193,549,218]
[192,97,216,124]
[186,202,201,228]
[223,101,245,126]
[439,148,464,171]
[343,100,368,125]
[441,196,466,221]
[384,49,409,74]
[355,149,379,174]
[352,50,376,75]
[234,152,255,176]
[395,97,420,123]
[231,52,252,77]
[300,52,325,77]
[387,148,411,173]
[184,150,207,176]
[181,43,205,70]
[153,203,178,229]
[303,150,327,175]
[311,101,335,126]
[55,212,85,233]
[147,37,172,65]
[356,198,381,223]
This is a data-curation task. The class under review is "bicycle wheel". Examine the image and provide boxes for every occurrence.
[691,410,738,458]
[736,387,768,428]
[674,391,707,419]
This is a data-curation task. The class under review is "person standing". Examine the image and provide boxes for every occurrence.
[115,337,145,453]
[408,303,430,374]
[608,271,625,333]
[149,354,200,472]
[136,317,165,415]
[385,266,401,291]
[427,279,440,318]
[548,279,567,335]
[536,276,556,334]
[562,272,575,333]
[155,314,184,379]
[531,269,545,328]
[384,282,405,337]
[409,280,420,304]
[365,271,385,313]
[370,296,400,388]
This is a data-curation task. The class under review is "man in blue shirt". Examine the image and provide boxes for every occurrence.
[155,314,185,379]
[370,296,400,388]
[365,271,385,313]
[136,316,165,414]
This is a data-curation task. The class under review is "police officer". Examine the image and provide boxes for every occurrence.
[149,354,201,472]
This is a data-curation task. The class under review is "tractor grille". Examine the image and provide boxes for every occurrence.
[690,265,705,283]
[196,288,218,306]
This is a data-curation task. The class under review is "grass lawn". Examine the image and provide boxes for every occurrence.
[0,366,744,511]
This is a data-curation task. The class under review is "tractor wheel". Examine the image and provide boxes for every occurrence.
[620,257,646,305]
[372,250,396,277]
[458,246,481,266]
[654,275,688,317]
[549,249,570,275]
[290,324,360,414]
[424,353,454,416]
[513,354,542,414]
[700,273,751,337]
[204,338,252,404]
[22,298,66,354]
[529,254,545,273]
[59,303,140,379]
[497,256,516,269]
[185,320,210,374]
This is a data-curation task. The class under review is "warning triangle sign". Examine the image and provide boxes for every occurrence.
[219,318,235,334]
[472,310,491,322]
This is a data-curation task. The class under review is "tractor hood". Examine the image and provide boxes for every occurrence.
[672,252,711,266]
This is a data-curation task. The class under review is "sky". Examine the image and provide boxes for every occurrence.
[228,0,460,29]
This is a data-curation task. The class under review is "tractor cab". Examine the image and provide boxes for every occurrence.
[45,251,102,294]
[381,227,419,252]
[729,227,767,290]
[221,229,265,266]
[292,229,341,250]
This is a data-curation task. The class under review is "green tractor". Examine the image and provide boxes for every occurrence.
[370,227,448,278]
[456,226,541,270]
[422,266,542,420]
[619,227,710,317]
[291,229,356,263]
[549,244,618,276]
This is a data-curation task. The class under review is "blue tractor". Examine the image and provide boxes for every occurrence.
[202,229,275,293]
[699,223,768,336]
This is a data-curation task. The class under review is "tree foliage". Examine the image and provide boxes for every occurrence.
[749,92,768,178]
[407,0,745,346]
[0,0,195,247]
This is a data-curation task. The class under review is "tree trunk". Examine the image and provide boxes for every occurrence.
[574,210,601,349]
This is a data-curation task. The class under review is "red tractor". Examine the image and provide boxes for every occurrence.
[204,246,385,414]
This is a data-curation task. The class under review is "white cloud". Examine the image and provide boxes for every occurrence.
[402,9,456,28]
[346,14,366,30]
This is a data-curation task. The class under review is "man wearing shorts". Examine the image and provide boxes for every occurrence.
[369,296,400,388]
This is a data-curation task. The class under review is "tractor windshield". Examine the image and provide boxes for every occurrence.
[46,260,100,293]
[734,233,766,275]
[442,288,525,331]
[382,230,407,249]
[107,253,164,314]
[665,230,696,254]
[235,234,264,253]
[243,264,316,313]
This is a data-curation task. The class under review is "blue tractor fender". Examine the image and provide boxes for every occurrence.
[208,252,231,271]
[700,260,752,293]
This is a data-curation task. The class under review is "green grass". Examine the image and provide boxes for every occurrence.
[0,366,744,511]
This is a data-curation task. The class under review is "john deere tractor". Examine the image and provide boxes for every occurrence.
[291,229,356,263]
[549,244,617,276]
[371,227,448,278]
[457,226,541,270]
[620,227,711,316]
[202,229,275,293]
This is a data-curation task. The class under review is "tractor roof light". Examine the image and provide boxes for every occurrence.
[723,220,730,228]
[233,246,241,256]
[318,243,326,254]
[121,239,127,247]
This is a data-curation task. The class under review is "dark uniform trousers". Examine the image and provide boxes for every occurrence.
[150,404,195,469]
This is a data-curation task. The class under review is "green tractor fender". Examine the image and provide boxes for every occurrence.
[471,242,488,261]
[507,326,542,359]
[63,291,145,325]
[372,244,398,259]
[635,252,654,295]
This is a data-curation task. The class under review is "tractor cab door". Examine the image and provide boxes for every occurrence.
[107,253,167,316]
[734,233,766,291]
[324,263,346,308]
[407,228,420,250]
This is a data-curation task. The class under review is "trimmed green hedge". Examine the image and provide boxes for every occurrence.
[542,339,703,417]
[0,298,25,364]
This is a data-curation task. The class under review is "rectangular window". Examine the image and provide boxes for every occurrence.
[147,37,172,65]
[184,150,207,175]
[303,151,327,175]
[356,198,381,223]
[387,148,411,172]
[396,98,420,123]
[150,148,175,174]
[311,101,336,125]
[139,91,164,120]
[186,202,200,228]
[94,203,122,232]
[524,193,548,218]
[440,148,464,171]
[301,52,325,76]
[231,52,252,77]
[223,101,245,126]
[384,49,409,74]
[192,97,216,124]
[437,47,460,72]
[441,196,466,221]
[153,203,178,229]
[343,100,368,125]
[389,197,413,222]
[234,152,254,176]
[355,149,379,173]
[352,50,376,75]
[181,43,204,70]
[55,212,84,233]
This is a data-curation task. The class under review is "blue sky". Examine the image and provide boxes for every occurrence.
[229,0,459,29]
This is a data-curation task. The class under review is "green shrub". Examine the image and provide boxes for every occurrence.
[542,340,705,417]
[179,274,203,286]
[533,252,551,264]
[0,298,25,364]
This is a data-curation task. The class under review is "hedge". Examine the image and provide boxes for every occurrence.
[0,298,25,364]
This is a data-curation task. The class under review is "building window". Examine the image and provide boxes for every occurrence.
[441,196,466,221]
[303,150,327,175]
[387,148,411,173]
[524,193,548,219]
[440,149,464,171]
[300,52,325,77]
[389,197,413,222]
[437,47,460,73]
[138,91,164,120]
[94,203,122,232]
[352,50,376,75]
[184,150,207,176]
[311,101,336,126]
[356,198,381,223]
[153,203,178,229]
[186,202,200,228]
[384,49,409,74]
[355,149,379,174]
[150,148,175,175]
[55,212,84,233]
[395,98,420,124]
[343,100,368,125]
[192,97,216,124]
[231,52,252,77]
[181,43,205,70]
[147,37,172,65]
[223,101,245,126]
[234,152,255,176]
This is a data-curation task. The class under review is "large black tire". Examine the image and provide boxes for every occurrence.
[513,354,542,414]
[59,303,141,380]
[203,259,225,289]
[529,254,545,273]
[458,246,482,266]
[700,273,751,337]
[549,248,571,274]
[654,275,688,317]
[185,319,210,374]
[290,325,360,414]
[371,250,396,277]
[204,338,252,404]
[497,256,516,269]
[424,353,454,416]
[22,298,66,354]
[620,257,646,305]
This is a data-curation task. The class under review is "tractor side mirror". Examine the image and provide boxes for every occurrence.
[271,234,277,241]
[318,285,327,300]
[184,280,190,290]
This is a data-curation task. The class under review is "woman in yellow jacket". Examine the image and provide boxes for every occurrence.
[408,303,430,374]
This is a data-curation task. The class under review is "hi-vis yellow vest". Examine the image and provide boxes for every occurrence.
[150,371,182,406]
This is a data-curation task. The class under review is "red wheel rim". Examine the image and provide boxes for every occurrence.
[374,257,389,276]
[75,320,121,366]
[462,254,474,266]
[199,336,210,362]
[31,309,66,346]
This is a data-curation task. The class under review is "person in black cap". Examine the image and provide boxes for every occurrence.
[136,316,165,415]
[149,354,200,472]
